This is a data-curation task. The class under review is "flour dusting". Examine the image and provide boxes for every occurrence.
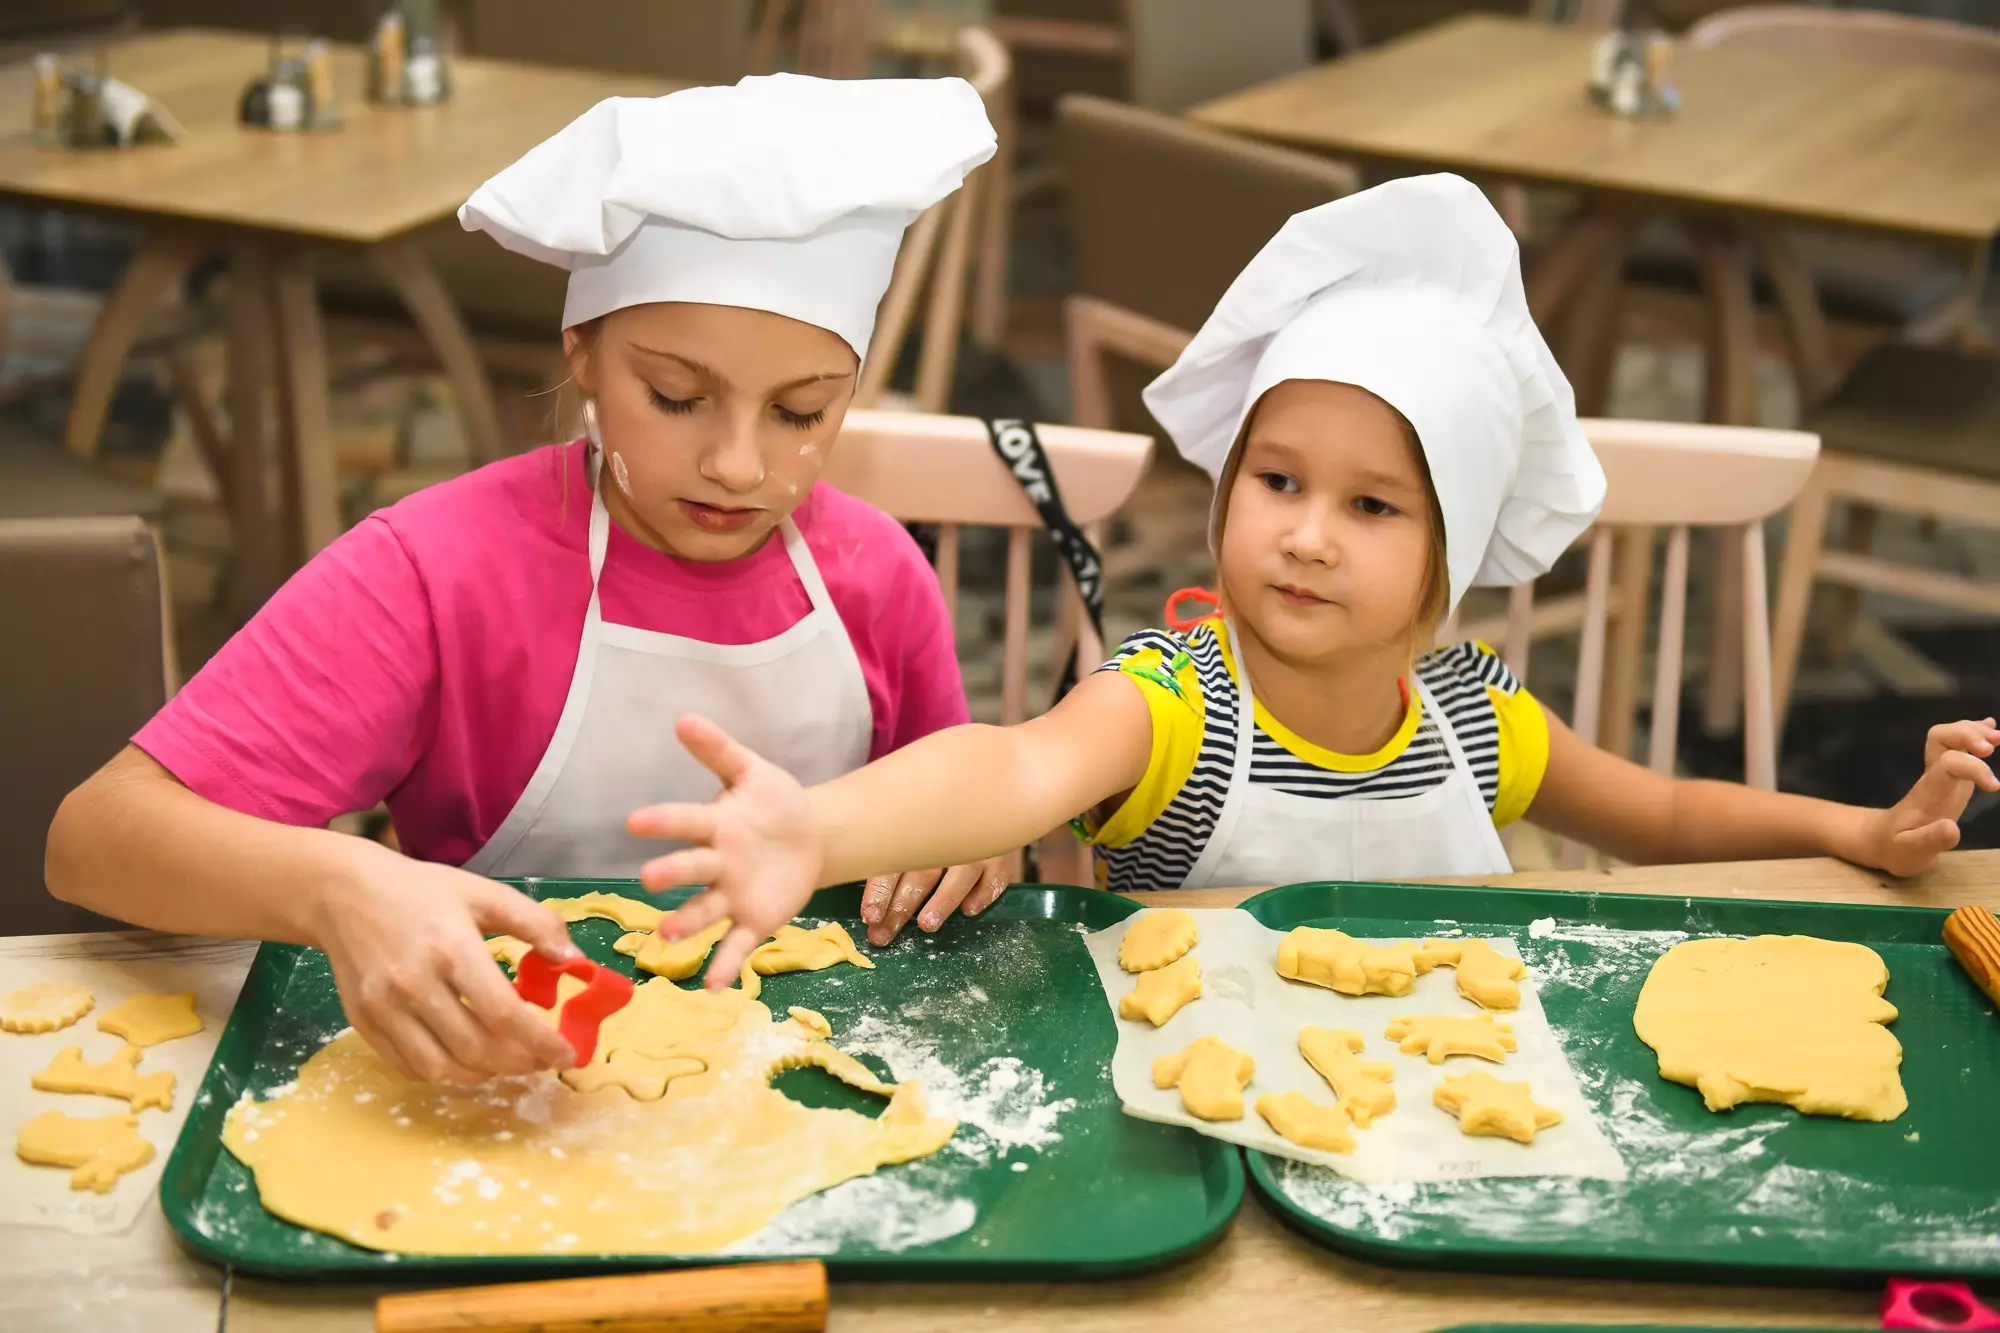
[841,1013,1075,1164]
[723,1173,977,1255]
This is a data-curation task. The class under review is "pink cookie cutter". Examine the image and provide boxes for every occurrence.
[1882,1278,2000,1331]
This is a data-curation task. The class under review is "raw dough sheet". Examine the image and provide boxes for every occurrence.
[1086,908,1626,1183]
[0,932,252,1233]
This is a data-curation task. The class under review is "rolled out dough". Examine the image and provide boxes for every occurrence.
[1633,934,1907,1121]
[223,976,955,1255]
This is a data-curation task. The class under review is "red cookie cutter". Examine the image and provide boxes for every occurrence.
[1882,1278,2000,1330]
[513,952,634,1066]
[1164,586,1221,632]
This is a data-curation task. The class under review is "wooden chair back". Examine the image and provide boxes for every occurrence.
[1685,4,2000,68]
[1494,421,1818,813]
[1123,0,1315,112]
[750,0,878,78]
[823,408,1153,883]
[856,25,1012,414]
[463,0,753,83]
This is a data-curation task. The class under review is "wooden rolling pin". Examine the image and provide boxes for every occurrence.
[1944,905,2000,1010]
[374,1260,827,1333]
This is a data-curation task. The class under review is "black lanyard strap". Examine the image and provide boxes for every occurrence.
[984,417,1106,703]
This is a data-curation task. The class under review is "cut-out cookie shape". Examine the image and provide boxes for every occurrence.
[546,892,664,932]
[1385,1013,1518,1065]
[562,1051,707,1101]
[1634,934,1906,1121]
[749,923,874,975]
[1255,1091,1356,1154]
[1152,1035,1254,1121]
[1298,1026,1396,1125]
[1,980,94,1033]
[1277,928,1432,997]
[96,992,202,1047]
[32,1044,176,1111]
[1433,1071,1563,1144]
[1118,956,1202,1026]
[16,1110,154,1192]
[486,936,531,970]
[615,916,732,981]
[1119,909,1199,973]
[1416,939,1527,1011]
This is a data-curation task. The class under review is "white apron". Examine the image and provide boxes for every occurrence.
[1179,620,1512,888]
[463,455,874,878]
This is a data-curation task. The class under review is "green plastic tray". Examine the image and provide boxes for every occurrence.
[161,881,1241,1281]
[1239,881,2000,1287]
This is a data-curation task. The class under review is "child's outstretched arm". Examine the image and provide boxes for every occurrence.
[627,670,1154,987]
[1530,709,2000,874]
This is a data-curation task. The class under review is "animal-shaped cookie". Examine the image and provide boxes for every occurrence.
[1255,1092,1356,1154]
[1152,1035,1255,1121]
[1118,956,1202,1026]
[546,892,665,932]
[16,1111,155,1192]
[1277,928,1433,997]
[1415,939,1527,1010]
[1433,1071,1563,1144]
[1298,1026,1396,1125]
[1384,1013,1517,1065]
[749,923,875,975]
[96,992,202,1047]
[32,1044,176,1111]
[616,916,732,980]
[1119,909,1198,972]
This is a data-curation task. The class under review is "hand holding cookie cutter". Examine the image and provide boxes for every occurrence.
[513,952,634,1065]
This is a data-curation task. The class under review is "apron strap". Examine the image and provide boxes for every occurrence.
[1413,674,1513,872]
[1179,619,1259,889]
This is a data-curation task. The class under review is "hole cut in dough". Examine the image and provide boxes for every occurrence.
[32,1044,175,1111]
[1118,956,1201,1026]
[1434,1071,1563,1144]
[1152,1035,1254,1121]
[1255,1091,1356,1154]
[486,936,532,971]
[1415,939,1527,1011]
[1119,910,1198,973]
[1385,1013,1517,1065]
[16,1110,154,1192]
[1298,1026,1396,1125]
[1277,928,1434,997]
[0,981,94,1033]
[97,992,202,1047]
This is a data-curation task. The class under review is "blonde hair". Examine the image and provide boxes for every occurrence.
[1213,401,1449,669]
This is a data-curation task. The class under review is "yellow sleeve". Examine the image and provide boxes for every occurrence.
[1489,679,1549,828]
[1082,645,1204,849]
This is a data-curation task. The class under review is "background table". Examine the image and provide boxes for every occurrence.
[3,849,1991,1331]
[0,32,676,611]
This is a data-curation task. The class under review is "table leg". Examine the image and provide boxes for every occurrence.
[224,246,277,619]
[970,86,1016,350]
[1691,223,1761,742]
[270,249,341,561]
[65,229,207,461]
[369,237,504,466]
[1754,228,1834,410]
[1523,206,1635,332]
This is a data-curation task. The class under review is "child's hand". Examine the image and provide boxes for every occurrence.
[860,857,1011,946]
[628,714,824,989]
[1857,718,2000,877]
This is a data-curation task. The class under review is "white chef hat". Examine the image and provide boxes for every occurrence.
[458,73,996,361]
[1142,173,1605,614]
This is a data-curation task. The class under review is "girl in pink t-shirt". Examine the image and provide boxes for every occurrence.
[46,75,1002,1084]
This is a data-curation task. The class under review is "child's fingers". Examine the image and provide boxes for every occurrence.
[628,802,719,845]
[640,847,725,893]
[917,863,984,932]
[1927,719,2000,764]
[869,868,941,946]
[1935,749,1999,796]
[658,888,729,940]
[674,714,761,789]
[860,874,897,925]
[1892,816,1961,865]
[449,947,577,1072]
[704,924,764,991]
[468,881,580,963]
[962,862,1012,917]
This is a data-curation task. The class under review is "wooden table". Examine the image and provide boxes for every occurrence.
[1190,12,2000,749]
[0,32,675,611]
[4,849,1992,1331]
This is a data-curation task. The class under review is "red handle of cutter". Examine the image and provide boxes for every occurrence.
[514,953,634,1065]
[1883,1278,2000,1330]
[1164,586,1220,632]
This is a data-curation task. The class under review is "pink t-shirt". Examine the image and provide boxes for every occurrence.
[135,440,968,865]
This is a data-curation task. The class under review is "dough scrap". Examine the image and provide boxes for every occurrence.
[1118,956,1202,1026]
[0,981,94,1033]
[1255,1091,1356,1154]
[223,976,953,1255]
[486,936,532,970]
[96,992,202,1047]
[748,922,874,975]
[615,917,732,981]
[1433,1071,1563,1144]
[1416,939,1527,1010]
[1385,1013,1517,1065]
[545,892,664,932]
[16,1111,154,1192]
[1633,934,1906,1121]
[32,1044,175,1111]
[1277,928,1432,997]
[1119,909,1199,973]
[1298,1026,1396,1125]
[1152,1035,1254,1121]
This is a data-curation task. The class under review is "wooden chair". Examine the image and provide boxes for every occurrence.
[1490,421,1818,869]
[823,408,1153,884]
[0,516,173,934]
[855,25,1012,414]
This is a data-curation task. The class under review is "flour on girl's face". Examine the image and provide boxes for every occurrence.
[609,451,634,499]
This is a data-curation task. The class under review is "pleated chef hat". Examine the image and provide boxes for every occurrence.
[1142,173,1604,614]
[459,73,996,360]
